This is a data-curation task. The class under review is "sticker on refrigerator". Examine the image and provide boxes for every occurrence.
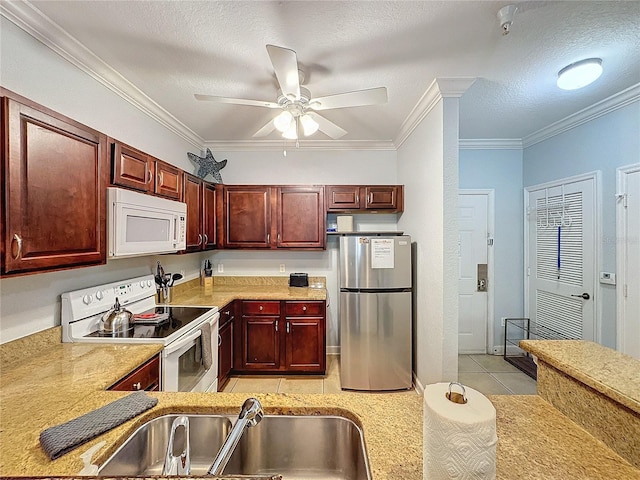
[371,239,394,269]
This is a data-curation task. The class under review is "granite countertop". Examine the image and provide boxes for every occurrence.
[520,340,640,414]
[164,276,327,308]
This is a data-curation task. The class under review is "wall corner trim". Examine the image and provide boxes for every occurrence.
[394,77,476,149]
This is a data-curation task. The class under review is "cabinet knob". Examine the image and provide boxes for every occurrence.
[203,233,209,245]
[275,320,278,332]
[218,334,222,346]
[133,382,141,390]
[197,234,203,246]
[224,311,230,316]
[146,170,152,184]
[302,306,307,311]
[286,322,290,333]
[259,305,263,311]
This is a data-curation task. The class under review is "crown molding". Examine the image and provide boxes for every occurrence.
[522,83,640,148]
[459,139,523,150]
[394,77,476,149]
[1,0,204,149]
[203,139,397,152]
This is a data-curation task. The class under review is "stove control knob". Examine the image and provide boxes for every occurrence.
[147,280,153,287]
[82,294,93,305]
[95,290,104,301]
[140,281,146,288]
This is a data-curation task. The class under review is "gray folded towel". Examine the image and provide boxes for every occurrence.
[40,391,158,460]
[200,321,213,370]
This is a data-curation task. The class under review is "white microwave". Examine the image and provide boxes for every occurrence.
[108,187,187,258]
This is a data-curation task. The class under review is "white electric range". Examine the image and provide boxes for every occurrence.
[61,274,219,392]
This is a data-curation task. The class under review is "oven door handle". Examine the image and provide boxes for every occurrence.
[164,329,201,356]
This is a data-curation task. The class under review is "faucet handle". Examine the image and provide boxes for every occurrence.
[163,416,191,475]
[240,397,264,427]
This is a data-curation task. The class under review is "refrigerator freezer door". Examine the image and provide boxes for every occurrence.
[339,235,411,289]
[340,291,412,391]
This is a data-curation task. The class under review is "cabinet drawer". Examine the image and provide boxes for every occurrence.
[108,355,160,391]
[285,301,324,316]
[242,301,280,316]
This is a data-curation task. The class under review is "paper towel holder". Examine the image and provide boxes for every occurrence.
[446,382,468,404]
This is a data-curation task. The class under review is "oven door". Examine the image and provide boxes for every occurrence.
[161,313,219,392]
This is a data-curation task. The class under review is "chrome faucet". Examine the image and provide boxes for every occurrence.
[162,416,191,475]
[208,398,264,476]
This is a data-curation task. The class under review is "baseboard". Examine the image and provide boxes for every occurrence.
[413,373,425,396]
[327,346,340,355]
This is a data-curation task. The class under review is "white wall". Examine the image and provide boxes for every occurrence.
[397,95,460,386]
[459,148,525,352]
[0,17,399,345]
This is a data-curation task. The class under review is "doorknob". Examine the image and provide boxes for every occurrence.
[571,293,590,300]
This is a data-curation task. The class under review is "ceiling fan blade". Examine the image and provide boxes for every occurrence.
[266,44,301,100]
[194,94,279,108]
[308,87,388,111]
[252,118,277,138]
[306,112,347,140]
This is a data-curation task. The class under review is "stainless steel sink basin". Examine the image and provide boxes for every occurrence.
[99,414,233,476]
[99,414,371,480]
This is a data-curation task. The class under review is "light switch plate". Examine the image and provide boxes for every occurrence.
[599,272,616,285]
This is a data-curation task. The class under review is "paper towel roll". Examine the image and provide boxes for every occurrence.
[423,382,497,480]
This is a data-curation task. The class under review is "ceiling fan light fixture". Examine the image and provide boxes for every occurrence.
[282,119,298,139]
[557,58,603,90]
[300,114,319,136]
[274,110,294,132]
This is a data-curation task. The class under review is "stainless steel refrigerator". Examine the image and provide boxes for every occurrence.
[339,234,412,391]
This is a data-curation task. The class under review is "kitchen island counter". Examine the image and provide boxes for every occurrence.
[2,334,639,479]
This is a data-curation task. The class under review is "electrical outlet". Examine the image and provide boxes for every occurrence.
[279,264,285,273]
[217,263,224,273]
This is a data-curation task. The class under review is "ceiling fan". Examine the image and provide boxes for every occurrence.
[194,45,388,140]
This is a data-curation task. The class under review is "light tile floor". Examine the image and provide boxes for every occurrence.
[221,353,537,396]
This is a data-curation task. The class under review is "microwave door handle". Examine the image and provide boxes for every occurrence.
[164,329,201,355]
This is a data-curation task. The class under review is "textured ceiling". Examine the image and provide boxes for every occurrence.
[15,1,640,147]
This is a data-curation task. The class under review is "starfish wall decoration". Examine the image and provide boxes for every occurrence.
[187,148,227,183]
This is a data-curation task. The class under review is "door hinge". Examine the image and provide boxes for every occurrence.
[487,236,494,246]
[624,284,628,298]
[527,267,531,277]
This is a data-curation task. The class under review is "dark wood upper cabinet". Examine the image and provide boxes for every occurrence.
[182,174,216,252]
[222,185,325,250]
[1,95,108,275]
[325,185,361,210]
[364,185,402,210]
[111,142,153,193]
[276,186,325,248]
[155,160,182,200]
[326,185,403,212]
[111,140,182,200]
[222,186,271,248]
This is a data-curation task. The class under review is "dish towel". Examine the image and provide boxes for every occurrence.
[200,321,213,369]
[39,391,158,460]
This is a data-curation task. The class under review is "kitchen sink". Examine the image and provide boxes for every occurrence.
[99,414,371,480]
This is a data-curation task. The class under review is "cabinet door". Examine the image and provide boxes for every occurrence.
[155,160,182,199]
[243,317,280,369]
[224,186,271,248]
[111,142,153,192]
[3,98,108,274]
[364,186,401,210]
[276,186,325,248]
[326,185,361,210]
[183,174,204,251]
[285,317,325,371]
[218,319,233,388]
[202,182,217,249]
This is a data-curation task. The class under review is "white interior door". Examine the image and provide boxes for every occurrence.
[617,165,640,358]
[458,192,490,353]
[526,175,597,340]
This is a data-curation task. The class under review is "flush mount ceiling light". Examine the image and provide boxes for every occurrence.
[557,58,603,90]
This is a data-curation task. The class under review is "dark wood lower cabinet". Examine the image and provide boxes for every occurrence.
[108,355,160,391]
[238,300,326,374]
